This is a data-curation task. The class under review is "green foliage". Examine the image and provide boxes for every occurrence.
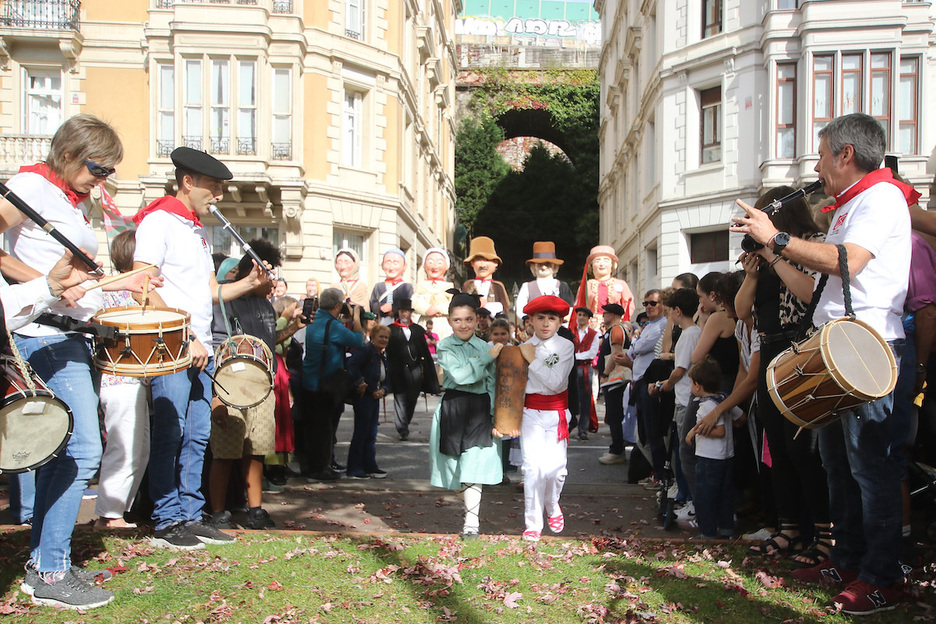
[454,116,510,233]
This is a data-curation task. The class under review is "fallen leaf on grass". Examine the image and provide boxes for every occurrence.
[133,586,155,595]
[755,570,784,589]
[0,600,28,615]
[503,591,523,608]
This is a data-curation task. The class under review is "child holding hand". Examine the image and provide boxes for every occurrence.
[518,295,575,542]
[685,357,743,540]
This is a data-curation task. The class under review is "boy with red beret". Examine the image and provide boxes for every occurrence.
[519,295,575,542]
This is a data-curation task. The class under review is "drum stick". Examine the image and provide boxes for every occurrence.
[85,264,156,291]
[142,273,150,309]
[204,369,230,396]
[208,205,277,279]
[0,182,105,277]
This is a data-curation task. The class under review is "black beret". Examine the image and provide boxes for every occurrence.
[171,147,233,180]
[601,303,625,316]
[574,306,593,317]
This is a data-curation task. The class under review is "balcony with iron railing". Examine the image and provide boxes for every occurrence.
[154,0,292,12]
[0,0,80,30]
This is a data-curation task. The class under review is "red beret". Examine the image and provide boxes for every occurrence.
[523,295,569,317]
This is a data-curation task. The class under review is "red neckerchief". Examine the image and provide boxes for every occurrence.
[822,167,922,212]
[132,195,203,226]
[475,277,493,282]
[428,278,444,284]
[385,278,402,286]
[19,163,89,208]
[391,320,411,328]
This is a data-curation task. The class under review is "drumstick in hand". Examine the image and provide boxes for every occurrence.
[142,273,150,309]
[84,264,156,291]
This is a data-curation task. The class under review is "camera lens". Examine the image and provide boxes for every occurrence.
[741,235,763,253]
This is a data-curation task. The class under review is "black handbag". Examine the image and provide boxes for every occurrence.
[322,318,357,405]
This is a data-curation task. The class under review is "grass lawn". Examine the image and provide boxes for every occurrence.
[0,529,931,623]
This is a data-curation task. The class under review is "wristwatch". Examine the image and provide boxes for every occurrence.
[771,231,791,256]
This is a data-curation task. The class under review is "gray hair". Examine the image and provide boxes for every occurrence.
[644,288,661,299]
[47,114,123,181]
[319,287,344,311]
[818,113,885,174]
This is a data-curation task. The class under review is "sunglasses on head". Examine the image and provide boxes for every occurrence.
[642,301,659,307]
[86,159,115,178]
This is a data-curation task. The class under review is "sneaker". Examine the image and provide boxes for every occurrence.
[642,478,662,491]
[462,526,479,540]
[186,519,236,545]
[207,510,235,530]
[306,470,341,483]
[598,452,626,465]
[667,483,679,499]
[367,469,388,479]
[675,502,696,521]
[244,507,276,530]
[742,527,774,541]
[261,478,284,493]
[522,530,541,542]
[578,432,589,441]
[830,579,899,615]
[348,472,370,480]
[151,521,206,550]
[677,517,698,531]
[22,566,113,597]
[31,568,114,610]
[791,559,858,585]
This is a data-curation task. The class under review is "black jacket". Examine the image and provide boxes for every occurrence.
[386,322,440,395]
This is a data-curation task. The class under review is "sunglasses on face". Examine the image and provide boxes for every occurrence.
[86,159,115,178]
[642,301,659,307]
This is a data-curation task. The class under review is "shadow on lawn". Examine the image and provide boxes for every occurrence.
[0,527,112,598]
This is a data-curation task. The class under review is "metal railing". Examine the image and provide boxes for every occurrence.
[0,135,51,168]
[270,142,291,160]
[272,0,290,13]
[236,137,256,156]
[0,0,80,30]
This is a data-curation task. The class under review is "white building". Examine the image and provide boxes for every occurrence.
[595,0,935,293]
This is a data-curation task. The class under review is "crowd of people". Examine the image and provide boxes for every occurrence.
[0,111,930,616]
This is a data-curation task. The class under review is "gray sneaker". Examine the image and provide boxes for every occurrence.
[207,510,236,530]
[31,568,114,610]
[186,519,235,545]
[22,566,113,596]
[151,521,206,550]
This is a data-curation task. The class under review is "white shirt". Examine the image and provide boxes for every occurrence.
[514,278,568,321]
[815,180,910,341]
[524,333,575,396]
[5,172,103,335]
[1,275,60,331]
[134,209,215,349]
[694,398,741,460]
[673,324,702,408]
[734,319,760,372]
[628,315,666,381]
[575,327,600,361]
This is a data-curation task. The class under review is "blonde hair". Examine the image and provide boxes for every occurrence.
[369,324,391,341]
[273,296,298,317]
[46,114,123,181]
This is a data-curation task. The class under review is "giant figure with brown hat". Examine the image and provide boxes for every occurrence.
[573,245,635,321]
[513,241,574,326]
[462,236,510,316]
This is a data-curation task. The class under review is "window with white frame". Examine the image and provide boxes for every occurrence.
[812,55,833,150]
[346,0,363,40]
[869,53,891,147]
[342,89,363,168]
[271,67,292,160]
[898,57,919,155]
[157,63,175,156]
[333,229,367,266]
[776,63,796,158]
[700,86,721,164]
[24,68,62,135]
[211,225,280,259]
[181,56,257,156]
[841,53,862,115]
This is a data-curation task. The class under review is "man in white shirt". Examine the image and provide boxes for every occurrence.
[572,307,599,441]
[733,112,914,615]
[133,147,270,551]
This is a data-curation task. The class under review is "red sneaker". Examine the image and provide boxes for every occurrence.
[829,579,899,615]
[791,559,858,585]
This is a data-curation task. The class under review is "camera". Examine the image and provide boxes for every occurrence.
[301,296,318,322]
[741,234,763,253]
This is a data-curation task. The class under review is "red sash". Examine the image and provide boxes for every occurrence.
[525,390,570,442]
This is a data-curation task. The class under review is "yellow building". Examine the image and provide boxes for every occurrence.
[0,0,459,294]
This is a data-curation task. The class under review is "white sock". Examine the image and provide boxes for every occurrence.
[461,483,482,532]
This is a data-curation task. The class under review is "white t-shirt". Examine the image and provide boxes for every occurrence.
[134,208,215,349]
[815,180,910,341]
[5,172,103,335]
[695,397,741,460]
[673,324,701,407]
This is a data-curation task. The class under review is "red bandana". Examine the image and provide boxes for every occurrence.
[391,320,411,328]
[132,195,203,227]
[822,168,921,212]
[385,278,402,286]
[19,163,89,208]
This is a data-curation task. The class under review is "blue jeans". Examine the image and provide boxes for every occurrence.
[694,456,734,538]
[819,340,904,587]
[10,470,35,524]
[14,333,102,573]
[148,360,214,530]
[347,396,380,476]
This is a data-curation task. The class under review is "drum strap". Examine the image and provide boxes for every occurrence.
[800,244,854,334]
[34,313,119,340]
[217,287,238,349]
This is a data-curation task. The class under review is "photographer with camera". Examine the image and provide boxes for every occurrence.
[301,288,366,481]
[733,185,830,568]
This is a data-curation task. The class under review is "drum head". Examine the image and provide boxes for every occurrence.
[824,319,897,400]
[95,307,188,326]
[214,357,272,409]
[0,393,74,473]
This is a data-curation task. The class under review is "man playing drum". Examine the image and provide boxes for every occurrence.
[132,147,271,550]
[732,112,918,615]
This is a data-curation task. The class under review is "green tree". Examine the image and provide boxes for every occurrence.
[454,116,510,233]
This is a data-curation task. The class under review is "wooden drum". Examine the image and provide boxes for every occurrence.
[92,306,192,378]
[493,345,528,434]
[767,317,897,429]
